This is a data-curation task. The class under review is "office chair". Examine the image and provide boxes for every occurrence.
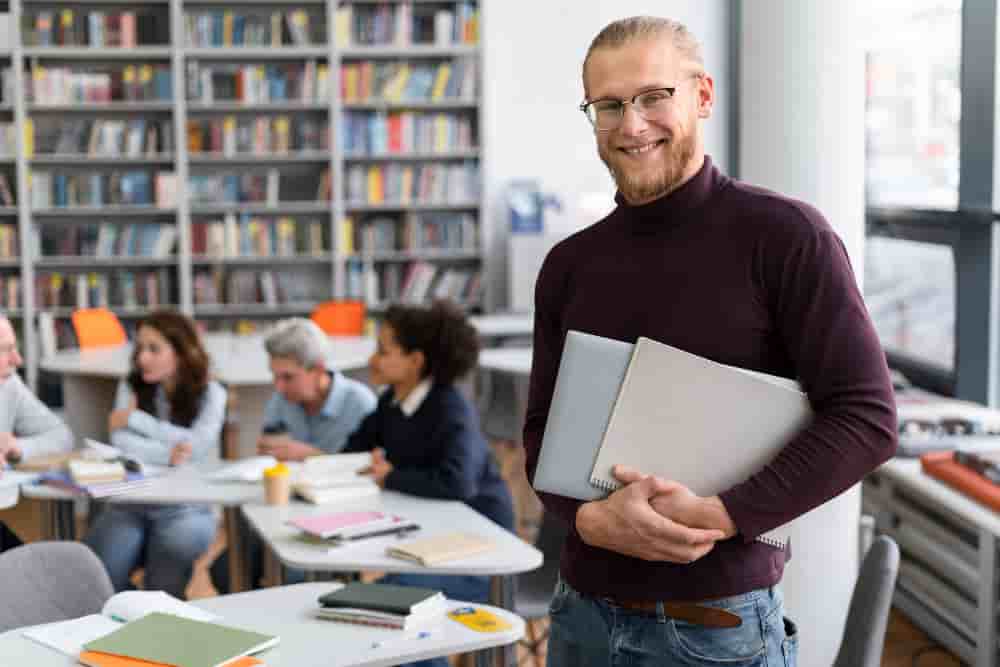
[311,300,365,336]
[71,307,127,349]
[511,510,568,667]
[831,535,900,667]
[0,541,114,631]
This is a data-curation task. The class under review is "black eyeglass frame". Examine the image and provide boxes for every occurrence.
[578,86,678,130]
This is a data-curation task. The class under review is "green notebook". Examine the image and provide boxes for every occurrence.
[83,612,278,667]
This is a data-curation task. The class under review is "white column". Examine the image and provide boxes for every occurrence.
[740,3,866,667]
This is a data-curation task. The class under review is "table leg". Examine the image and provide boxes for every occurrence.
[476,575,516,667]
[262,542,284,586]
[224,507,248,593]
[42,498,76,540]
[978,528,997,667]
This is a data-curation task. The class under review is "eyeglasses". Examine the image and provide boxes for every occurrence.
[580,87,677,131]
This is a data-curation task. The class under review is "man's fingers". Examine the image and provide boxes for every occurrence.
[612,464,644,485]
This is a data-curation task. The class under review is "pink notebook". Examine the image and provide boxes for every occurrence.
[288,511,386,539]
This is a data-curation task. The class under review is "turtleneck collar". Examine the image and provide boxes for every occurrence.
[613,155,727,231]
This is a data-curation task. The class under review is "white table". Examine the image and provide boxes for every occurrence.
[0,472,37,510]
[242,491,542,667]
[471,314,532,340]
[478,348,531,376]
[22,462,267,592]
[41,333,376,459]
[863,457,1000,666]
[0,583,524,667]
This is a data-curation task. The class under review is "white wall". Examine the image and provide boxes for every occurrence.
[481,1,731,308]
[740,3,867,667]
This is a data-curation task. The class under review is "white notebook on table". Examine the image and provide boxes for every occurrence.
[589,336,813,549]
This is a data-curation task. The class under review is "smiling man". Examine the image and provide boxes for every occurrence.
[0,312,73,551]
[522,16,897,666]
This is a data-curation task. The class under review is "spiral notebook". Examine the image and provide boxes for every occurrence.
[589,336,813,550]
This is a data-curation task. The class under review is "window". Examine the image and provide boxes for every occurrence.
[864,1,961,210]
[864,238,955,370]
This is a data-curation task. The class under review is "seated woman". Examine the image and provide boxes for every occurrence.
[343,300,515,667]
[84,310,226,598]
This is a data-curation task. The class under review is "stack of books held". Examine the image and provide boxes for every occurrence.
[316,582,446,633]
[292,452,380,504]
[290,510,419,549]
[22,589,276,667]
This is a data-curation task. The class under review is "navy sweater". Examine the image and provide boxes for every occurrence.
[344,383,515,532]
[524,156,897,601]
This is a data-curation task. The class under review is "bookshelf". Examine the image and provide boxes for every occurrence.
[0,0,485,389]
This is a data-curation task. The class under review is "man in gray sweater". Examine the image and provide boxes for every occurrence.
[0,312,73,550]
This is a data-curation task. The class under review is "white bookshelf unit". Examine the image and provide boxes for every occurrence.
[0,0,484,388]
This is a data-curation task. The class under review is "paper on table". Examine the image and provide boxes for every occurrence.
[205,456,277,483]
[0,470,39,488]
[83,438,123,460]
[22,615,120,656]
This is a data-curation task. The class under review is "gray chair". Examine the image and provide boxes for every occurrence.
[0,541,114,631]
[511,511,568,667]
[832,535,900,667]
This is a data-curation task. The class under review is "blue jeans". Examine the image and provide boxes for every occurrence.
[84,503,216,599]
[546,578,798,667]
[378,571,491,667]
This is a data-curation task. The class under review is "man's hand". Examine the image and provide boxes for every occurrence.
[612,465,738,538]
[109,396,137,432]
[360,448,393,488]
[258,434,320,462]
[575,465,726,563]
[169,442,193,466]
[0,432,20,468]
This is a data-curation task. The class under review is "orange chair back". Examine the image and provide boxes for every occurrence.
[72,308,127,349]
[311,300,365,337]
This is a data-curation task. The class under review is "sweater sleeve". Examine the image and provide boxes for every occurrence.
[522,246,584,526]
[110,381,171,464]
[115,381,228,464]
[8,376,73,459]
[719,216,898,541]
[383,398,486,501]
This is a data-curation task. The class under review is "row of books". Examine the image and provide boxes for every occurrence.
[352,213,477,253]
[193,268,317,306]
[34,269,173,309]
[341,111,474,156]
[186,61,330,104]
[188,170,280,206]
[28,65,173,105]
[33,223,176,259]
[0,123,15,156]
[0,224,17,258]
[185,9,322,48]
[334,2,478,47]
[340,59,476,103]
[187,115,329,155]
[0,275,20,309]
[343,162,479,205]
[34,118,174,158]
[346,259,480,306]
[0,174,13,206]
[191,215,327,257]
[30,171,177,208]
[23,9,169,47]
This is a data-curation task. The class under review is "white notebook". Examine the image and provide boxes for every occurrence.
[589,336,813,549]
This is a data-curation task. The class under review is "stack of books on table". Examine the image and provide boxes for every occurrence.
[316,582,446,633]
[289,510,419,548]
[22,590,277,667]
[38,460,155,498]
[292,452,380,504]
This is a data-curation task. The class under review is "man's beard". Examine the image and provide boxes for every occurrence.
[600,129,696,205]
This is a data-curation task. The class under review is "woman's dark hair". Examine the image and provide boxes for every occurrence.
[384,299,480,384]
[128,310,210,427]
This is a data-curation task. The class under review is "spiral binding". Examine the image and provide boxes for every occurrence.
[590,478,620,493]
[591,477,788,551]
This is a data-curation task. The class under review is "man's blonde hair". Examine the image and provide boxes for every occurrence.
[583,16,704,91]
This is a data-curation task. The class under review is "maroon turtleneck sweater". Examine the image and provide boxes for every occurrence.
[523,156,897,601]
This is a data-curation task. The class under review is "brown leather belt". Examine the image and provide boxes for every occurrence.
[605,598,742,628]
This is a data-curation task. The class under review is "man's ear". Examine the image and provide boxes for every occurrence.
[697,73,715,119]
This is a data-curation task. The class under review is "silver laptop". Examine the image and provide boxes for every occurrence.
[533,330,633,501]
